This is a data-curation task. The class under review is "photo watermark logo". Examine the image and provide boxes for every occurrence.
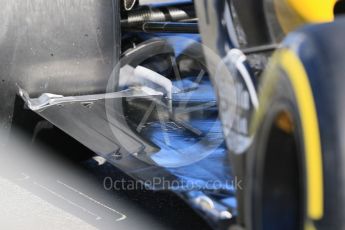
[105,36,245,168]
[103,176,244,191]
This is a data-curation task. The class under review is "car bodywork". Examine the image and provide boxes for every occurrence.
[0,1,234,228]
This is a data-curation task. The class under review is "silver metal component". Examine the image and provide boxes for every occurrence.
[194,196,215,210]
[139,0,185,4]
[141,22,199,34]
[220,210,233,219]
[119,64,178,112]
[192,194,233,221]
[19,86,162,111]
[126,8,166,25]
[19,86,162,161]
[92,156,107,166]
[134,66,173,110]
[223,1,240,48]
[123,0,137,11]
[112,152,123,161]
[122,4,195,27]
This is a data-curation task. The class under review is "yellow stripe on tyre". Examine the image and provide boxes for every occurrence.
[253,48,324,223]
[279,49,324,221]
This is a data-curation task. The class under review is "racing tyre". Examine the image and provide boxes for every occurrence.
[246,18,345,230]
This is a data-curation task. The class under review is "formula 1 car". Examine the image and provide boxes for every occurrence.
[0,0,344,229]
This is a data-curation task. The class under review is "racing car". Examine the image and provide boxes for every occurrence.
[0,0,344,229]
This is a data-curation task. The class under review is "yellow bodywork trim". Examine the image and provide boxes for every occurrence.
[280,50,324,220]
[274,0,336,33]
[288,0,336,22]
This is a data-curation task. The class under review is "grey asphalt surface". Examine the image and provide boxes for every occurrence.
[0,125,212,230]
